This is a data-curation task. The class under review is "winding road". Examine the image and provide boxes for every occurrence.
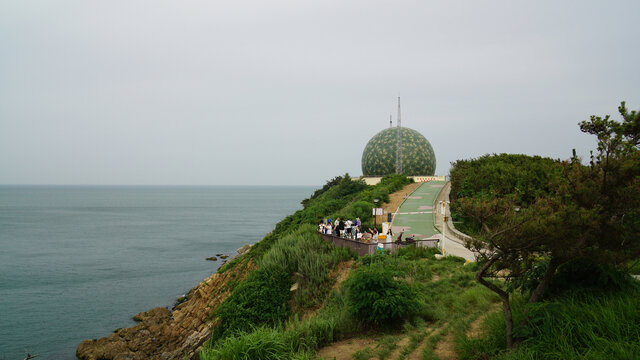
[391,181,476,261]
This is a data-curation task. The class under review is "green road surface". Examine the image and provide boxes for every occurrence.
[391,181,446,239]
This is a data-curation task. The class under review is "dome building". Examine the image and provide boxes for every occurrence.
[361,126,436,176]
[361,98,437,180]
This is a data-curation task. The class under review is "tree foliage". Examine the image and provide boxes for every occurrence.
[451,101,640,349]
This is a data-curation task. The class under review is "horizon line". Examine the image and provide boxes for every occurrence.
[0,183,321,187]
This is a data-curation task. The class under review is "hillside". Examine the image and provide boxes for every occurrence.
[78,169,640,360]
[197,172,503,359]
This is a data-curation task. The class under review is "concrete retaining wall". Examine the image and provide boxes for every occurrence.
[434,182,473,245]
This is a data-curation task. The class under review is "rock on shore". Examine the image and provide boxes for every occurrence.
[77,245,254,360]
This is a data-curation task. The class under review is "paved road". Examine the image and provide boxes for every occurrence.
[439,234,476,261]
[392,181,476,261]
[391,181,445,239]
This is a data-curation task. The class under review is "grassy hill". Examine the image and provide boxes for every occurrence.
[197,171,639,359]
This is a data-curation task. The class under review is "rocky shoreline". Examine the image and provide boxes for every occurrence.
[76,245,253,360]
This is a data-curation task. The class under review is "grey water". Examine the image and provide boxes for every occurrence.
[0,185,314,360]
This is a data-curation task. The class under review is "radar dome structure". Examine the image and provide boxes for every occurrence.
[361,126,436,176]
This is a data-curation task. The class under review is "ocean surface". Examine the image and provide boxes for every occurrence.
[0,185,314,360]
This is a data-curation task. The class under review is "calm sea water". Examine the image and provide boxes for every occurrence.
[0,185,314,360]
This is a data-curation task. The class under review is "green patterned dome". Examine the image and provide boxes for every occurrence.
[361,127,436,176]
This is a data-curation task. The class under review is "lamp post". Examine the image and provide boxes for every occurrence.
[373,198,379,228]
[439,200,449,256]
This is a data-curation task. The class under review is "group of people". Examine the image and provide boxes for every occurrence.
[318,217,362,239]
[317,217,395,243]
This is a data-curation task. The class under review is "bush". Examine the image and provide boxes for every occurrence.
[344,263,417,326]
[211,268,292,342]
[341,200,373,222]
[547,257,637,296]
[395,245,440,260]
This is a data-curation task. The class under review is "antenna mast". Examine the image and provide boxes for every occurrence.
[395,96,403,174]
[390,114,392,128]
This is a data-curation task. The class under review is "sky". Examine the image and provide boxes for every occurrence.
[1,1,639,186]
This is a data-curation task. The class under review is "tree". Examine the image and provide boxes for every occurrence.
[564,101,640,267]
[460,194,562,348]
[455,102,640,350]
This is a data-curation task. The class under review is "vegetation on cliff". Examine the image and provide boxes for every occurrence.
[207,174,415,344]
[201,246,500,360]
[198,102,640,360]
[80,103,640,360]
[450,102,640,355]
[236,173,412,264]
[200,173,503,359]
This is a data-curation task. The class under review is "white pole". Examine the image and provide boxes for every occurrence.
[440,201,446,255]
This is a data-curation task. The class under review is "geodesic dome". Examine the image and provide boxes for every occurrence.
[361,127,436,176]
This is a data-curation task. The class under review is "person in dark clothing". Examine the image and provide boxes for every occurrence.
[337,219,345,237]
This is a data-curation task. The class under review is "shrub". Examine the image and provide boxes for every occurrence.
[211,268,292,342]
[546,257,637,296]
[344,263,417,326]
[395,245,440,260]
[342,200,373,221]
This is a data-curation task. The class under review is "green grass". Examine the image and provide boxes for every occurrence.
[210,225,356,342]
[374,335,400,359]
[245,174,412,262]
[203,168,640,360]
[202,244,500,360]
[259,224,356,311]
[202,289,363,360]
[202,175,507,359]
[352,347,375,360]
[456,287,640,360]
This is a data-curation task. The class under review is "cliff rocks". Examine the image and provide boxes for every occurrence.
[77,246,254,360]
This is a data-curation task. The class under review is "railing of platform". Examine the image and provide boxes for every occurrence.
[319,233,439,256]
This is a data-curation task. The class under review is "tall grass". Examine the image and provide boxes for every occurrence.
[202,289,362,360]
[209,225,355,342]
[199,326,322,360]
[259,224,355,309]
[458,287,640,359]
[204,242,502,360]
[203,174,419,357]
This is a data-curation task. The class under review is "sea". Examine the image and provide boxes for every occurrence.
[0,185,314,360]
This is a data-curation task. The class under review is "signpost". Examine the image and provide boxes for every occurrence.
[372,207,383,227]
[373,199,379,227]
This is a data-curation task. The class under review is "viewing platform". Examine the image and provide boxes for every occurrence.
[319,233,439,256]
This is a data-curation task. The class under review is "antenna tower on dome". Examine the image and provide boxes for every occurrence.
[395,96,403,174]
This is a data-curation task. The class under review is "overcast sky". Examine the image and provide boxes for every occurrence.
[1,1,639,186]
